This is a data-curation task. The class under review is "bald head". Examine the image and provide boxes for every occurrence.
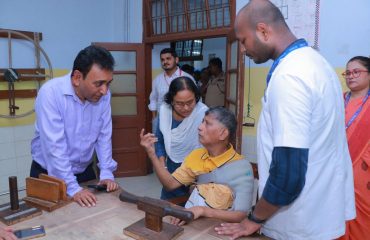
[236,0,288,30]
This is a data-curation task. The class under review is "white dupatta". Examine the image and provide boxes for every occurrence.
[159,102,208,163]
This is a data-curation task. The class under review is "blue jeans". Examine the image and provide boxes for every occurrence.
[160,158,189,205]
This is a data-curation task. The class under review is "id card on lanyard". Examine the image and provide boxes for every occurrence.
[264,39,308,102]
[164,69,182,86]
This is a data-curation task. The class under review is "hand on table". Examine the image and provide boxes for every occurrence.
[169,206,203,226]
[0,227,17,240]
[98,179,119,192]
[214,218,261,240]
[73,188,97,207]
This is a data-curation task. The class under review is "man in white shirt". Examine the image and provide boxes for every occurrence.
[215,1,355,239]
[148,48,194,132]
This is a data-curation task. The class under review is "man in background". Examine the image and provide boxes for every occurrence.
[148,48,194,133]
[205,57,225,107]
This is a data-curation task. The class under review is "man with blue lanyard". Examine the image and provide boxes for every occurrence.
[215,1,355,239]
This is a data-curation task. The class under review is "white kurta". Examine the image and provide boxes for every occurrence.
[257,47,355,240]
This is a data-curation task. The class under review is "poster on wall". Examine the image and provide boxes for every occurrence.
[270,0,320,49]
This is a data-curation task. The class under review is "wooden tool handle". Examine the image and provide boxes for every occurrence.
[163,206,194,223]
[119,190,140,204]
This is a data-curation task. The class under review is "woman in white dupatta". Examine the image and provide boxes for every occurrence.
[154,76,208,202]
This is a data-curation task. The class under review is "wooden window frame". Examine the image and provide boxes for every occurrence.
[144,0,236,43]
[170,39,203,61]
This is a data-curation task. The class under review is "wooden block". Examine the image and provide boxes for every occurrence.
[26,177,60,203]
[39,174,68,201]
[0,201,42,226]
[23,196,71,212]
[124,218,183,240]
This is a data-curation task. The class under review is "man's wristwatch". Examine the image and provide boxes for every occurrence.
[247,206,266,224]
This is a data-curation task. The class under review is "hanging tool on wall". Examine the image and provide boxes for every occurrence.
[243,58,255,127]
[0,28,53,118]
[4,68,20,116]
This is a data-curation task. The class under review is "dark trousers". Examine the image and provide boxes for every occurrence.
[30,160,97,183]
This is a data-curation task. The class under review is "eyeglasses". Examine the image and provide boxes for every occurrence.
[341,68,369,78]
[172,99,196,108]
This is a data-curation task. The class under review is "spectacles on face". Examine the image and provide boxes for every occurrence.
[341,68,369,79]
[172,99,196,108]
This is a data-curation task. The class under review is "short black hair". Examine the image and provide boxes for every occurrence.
[181,64,195,75]
[209,57,222,70]
[348,56,370,72]
[160,48,178,58]
[164,76,201,105]
[72,45,115,78]
[205,106,237,142]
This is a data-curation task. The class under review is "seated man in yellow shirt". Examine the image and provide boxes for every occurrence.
[140,106,254,225]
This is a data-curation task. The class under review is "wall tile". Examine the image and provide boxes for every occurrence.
[0,158,18,176]
[0,142,15,160]
[14,140,31,157]
[16,156,32,174]
[0,171,18,194]
[13,125,35,141]
[0,127,14,144]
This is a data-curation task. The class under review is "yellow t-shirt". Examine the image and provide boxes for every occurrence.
[172,145,244,209]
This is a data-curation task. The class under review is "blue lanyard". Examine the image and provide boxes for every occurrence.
[266,39,308,86]
[344,90,370,129]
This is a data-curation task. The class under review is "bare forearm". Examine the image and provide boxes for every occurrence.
[253,197,280,220]
[203,207,246,223]
[147,151,181,190]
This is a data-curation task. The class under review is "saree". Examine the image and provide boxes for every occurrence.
[339,93,370,240]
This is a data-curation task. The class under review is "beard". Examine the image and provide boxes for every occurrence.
[249,37,272,64]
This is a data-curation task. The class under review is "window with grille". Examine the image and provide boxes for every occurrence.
[148,0,232,36]
[170,39,203,61]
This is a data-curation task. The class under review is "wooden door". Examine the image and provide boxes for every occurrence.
[92,43,147,177]
[225,31,245,152]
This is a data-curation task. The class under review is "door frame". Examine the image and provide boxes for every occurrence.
[224,30,245,152]
[93,42,149,176]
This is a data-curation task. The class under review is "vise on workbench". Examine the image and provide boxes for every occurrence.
[119,189,194,240]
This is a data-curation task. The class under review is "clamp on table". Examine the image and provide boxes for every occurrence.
[119,190,194,240]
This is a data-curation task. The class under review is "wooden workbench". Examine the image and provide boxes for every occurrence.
[1,189,269,240]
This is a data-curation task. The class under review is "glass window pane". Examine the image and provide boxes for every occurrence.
[110,51,136,71]
[209,0,230,28]
[111,96,137,116]
[111,74,136,94]
[168,0,185,32]
[229,73,237,102]
[230,41,238,69]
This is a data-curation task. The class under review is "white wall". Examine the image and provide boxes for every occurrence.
[0,0,142,194]
[0,0,142,69]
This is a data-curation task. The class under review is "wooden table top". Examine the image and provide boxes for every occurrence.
[1,189,269,240]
